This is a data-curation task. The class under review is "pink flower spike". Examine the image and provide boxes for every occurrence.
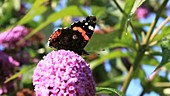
[0,26,29,48]
[33,50,96,96]
[135,7,149,19]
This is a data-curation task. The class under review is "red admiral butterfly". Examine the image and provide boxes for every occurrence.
[49,16,96,55]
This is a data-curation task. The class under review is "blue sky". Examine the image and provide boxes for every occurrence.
[126,1,170,95]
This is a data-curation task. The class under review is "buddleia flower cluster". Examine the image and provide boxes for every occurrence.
[0,26,45,94]
[33,50,96,96]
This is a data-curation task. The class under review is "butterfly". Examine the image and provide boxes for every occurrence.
[49,16,96,55]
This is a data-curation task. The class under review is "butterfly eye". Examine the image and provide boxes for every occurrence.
[86,16,90,21]
[86,16,96,23]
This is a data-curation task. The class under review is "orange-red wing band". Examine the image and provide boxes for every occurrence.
[73,27,89,40]
[50,29,62,40]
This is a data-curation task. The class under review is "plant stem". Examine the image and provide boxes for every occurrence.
[143,0,169,45]
[122,0,168,94]
[114,0,168,94]
[129,22,141,47]
[112,0,140,47]
[149,16,170,42]
[112,0,126,15]
[122,47,145,93]
[112,0,145,93]
[122,65,134,93]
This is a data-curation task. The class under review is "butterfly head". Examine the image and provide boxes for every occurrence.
[82,16,96,37]
[86,16,96,24]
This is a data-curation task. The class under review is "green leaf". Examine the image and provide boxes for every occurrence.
[154,48,170,71]
[86,29,136,52]
[46,6,85,22]
[98,76,126,86]
[119,0,145,37]
[119,0,135,38]
[4,64,36,83]
[154,34,170,71]
[13,0,20,11]
[24,6,85,40]
[96,87,124,96]
[90,50,128,70]
[21,65,35,84]
[118,30,136,49]
[91,6,106,18]
[85,32,118,51]
[152,26,170,42]
[160,35,170,50]
[17,0,48,25]
[130,0,146,16]
[124,0,136,15]
[141,55,159,66]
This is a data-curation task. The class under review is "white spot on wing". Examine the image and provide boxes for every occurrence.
[85,22,88,25]
[71,21,78,25]
[71,23,74,25]
[88,25,94,30]
[64,27,67,29]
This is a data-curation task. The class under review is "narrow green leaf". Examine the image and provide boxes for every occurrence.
[91,6,106,17]
[21,66,35,84]
[119,0,135,37]
[25,21,49,40]
[17,0,48,25]
[31,0,47,9]
[90,50,128,69]
[154,48,170,71]
[119,0,145,37]
[4,64,36,83]
[109,31,136,51]
[47,6,85,22]
[86,30,136,52]
[130,0,146,15]
[13,0,20,11]
[154,34,170,71]
[152,26,170,42]
[24,6,85,40]
[159,35,170,50]
[141,55,159,66]
[124,0,136,14]
[85,32,118,51]
[98,76,126,86]
[96,87,124,96]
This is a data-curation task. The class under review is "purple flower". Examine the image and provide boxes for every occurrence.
[0,26,29,48]
[135,7,149,19]
[33,50,96,96]
[16,50,31,64]
[0,51,19,94]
